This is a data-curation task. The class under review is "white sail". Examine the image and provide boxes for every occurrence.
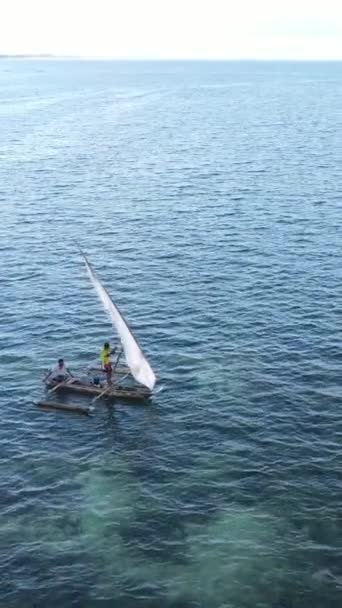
[82,253,156,391]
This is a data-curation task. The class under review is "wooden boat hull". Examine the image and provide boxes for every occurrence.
[46,380,151,402]
[37,400,91,415]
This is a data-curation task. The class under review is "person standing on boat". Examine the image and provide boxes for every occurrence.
[100,342,115,386]
[44,359,73,384]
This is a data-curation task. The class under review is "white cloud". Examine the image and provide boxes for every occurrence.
[1,0,342,58]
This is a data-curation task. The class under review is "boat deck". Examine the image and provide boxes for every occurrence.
[48,379,151,402]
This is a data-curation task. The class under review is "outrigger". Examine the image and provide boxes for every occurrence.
[37,251,156,415]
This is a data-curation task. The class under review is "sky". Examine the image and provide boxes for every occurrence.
[1,0,342,59]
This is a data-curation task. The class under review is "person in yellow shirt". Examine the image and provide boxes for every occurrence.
[100,342,114,385]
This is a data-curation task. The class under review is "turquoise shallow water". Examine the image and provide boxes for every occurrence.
[0,60,342,608]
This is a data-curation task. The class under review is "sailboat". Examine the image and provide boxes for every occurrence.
[37,252,156,415]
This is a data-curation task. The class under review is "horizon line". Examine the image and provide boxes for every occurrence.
[1,54,342,62]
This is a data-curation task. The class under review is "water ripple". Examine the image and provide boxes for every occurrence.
[0,60,342,608]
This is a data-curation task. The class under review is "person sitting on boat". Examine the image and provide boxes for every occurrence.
[44,359,73,384]
[100,342,115,386]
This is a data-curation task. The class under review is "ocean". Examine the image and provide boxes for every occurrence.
[0,60,341,608]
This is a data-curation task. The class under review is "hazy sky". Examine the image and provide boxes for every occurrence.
[1,0,342,59]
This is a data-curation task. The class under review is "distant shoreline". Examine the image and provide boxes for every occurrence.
[0,54,60,59]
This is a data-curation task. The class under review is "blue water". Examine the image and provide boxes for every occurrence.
[1,60,342,608]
